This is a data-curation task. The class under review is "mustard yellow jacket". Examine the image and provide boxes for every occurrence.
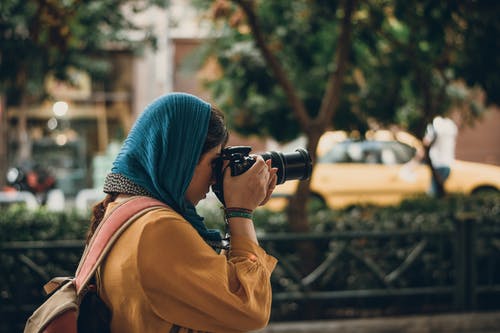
[97,202,277,333]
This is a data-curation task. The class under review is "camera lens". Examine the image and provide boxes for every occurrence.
[260,148,312,184]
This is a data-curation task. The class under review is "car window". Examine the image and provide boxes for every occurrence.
[381,148,397,165]
[384,141,416,164]
[319,140,416,165]
[347,142,364,162]
[319,141,356,163]
[359,141,380,164]
[319,141,378,164]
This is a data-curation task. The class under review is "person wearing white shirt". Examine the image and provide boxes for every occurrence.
[422,116,458,196]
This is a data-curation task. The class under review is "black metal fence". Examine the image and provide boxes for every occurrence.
[1,216,499,332]
[261,216,500,320]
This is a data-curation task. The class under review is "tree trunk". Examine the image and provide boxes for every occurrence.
[287,128,321,232]
[0,94,7,188]
[286,129,322,274]
[287,179,312,233]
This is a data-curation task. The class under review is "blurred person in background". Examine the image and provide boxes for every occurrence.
[422,115,458,197]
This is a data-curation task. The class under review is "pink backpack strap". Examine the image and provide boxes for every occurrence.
[74,196,166,294]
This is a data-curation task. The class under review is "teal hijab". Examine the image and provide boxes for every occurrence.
[110,93,222,243]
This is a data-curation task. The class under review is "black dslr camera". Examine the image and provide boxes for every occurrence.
[212,146,312,205]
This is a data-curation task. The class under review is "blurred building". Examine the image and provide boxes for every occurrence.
[455,107,500,166]
[6,51,137,195]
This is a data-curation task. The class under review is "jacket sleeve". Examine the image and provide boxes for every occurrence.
[136,211,277,333]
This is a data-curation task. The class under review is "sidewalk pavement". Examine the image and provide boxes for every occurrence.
[255,311,500,333]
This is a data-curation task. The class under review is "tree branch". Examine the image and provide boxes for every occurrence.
[233,0,311,130]
[318,0,357,127]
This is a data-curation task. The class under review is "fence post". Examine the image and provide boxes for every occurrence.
[454,213,477,311]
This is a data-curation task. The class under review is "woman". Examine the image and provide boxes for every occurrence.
[89,93,278,333]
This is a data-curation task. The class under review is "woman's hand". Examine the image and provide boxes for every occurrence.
[260,160,278,206]
[223,157,276,210]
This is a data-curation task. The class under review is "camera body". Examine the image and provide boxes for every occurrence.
[221,146,256,178]
[212,146,312,206]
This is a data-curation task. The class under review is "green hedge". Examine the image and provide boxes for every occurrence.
[0,192,498,242]
[0,205,88,242]
[252,192,500,233]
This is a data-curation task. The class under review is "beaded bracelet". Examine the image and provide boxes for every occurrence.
[224,207,253,220]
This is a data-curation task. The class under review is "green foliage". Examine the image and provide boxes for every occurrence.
[456,0,500,104]
[200,0,343,142]
[194,0,498,141]
[253,192,500,234]
[0,205,88,242]
[0,0,166,105]
[1,193,497,242]
[0,205,89,332]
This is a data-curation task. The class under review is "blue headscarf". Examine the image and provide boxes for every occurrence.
[110,92,222,243]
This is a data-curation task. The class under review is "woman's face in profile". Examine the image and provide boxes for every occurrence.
[185,144,222,206]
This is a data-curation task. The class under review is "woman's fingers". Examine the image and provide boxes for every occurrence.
[223,156,271,209]
[260,167,277,205]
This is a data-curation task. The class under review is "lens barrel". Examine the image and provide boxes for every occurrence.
[260,148,312,184]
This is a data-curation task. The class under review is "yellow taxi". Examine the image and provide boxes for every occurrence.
[264,130,500,210]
